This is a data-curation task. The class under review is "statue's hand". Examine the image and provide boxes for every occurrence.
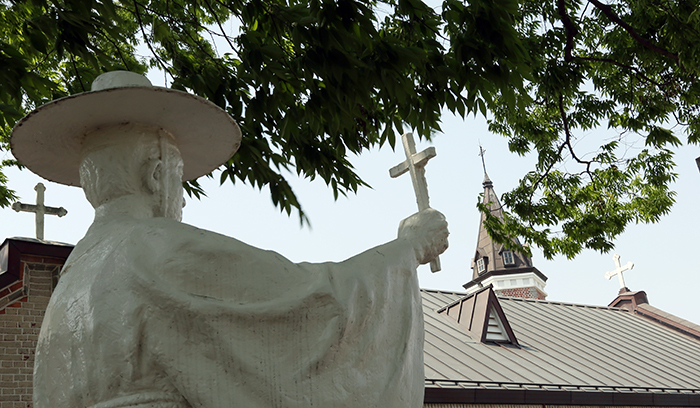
[398,208,449,265]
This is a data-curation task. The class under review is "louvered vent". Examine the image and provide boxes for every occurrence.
[438,286,518,345]
[485,307,509,341]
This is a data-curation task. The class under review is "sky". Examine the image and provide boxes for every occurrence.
[2,82,699,326]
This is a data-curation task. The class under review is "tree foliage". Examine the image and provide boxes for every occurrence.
[0,0,696,258]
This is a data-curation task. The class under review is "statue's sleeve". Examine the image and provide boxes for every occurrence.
[140,223,425,408]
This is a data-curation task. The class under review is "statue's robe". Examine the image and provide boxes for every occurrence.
[34,216,424,408]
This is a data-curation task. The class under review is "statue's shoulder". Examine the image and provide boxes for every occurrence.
[145,218,242,245]
[73,217,202,259]
[89,217,220,240]
[80,216,282,274]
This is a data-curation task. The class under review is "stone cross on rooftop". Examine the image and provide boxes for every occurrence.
[605,253,634,294]
[389,132,440,272]
[12,183,67,240]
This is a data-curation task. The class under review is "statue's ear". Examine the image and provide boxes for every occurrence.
[144,158,162,194]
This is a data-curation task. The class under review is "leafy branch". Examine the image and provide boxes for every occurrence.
[0,0,694,259]
[587,0,679,62]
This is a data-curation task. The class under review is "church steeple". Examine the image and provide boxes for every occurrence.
[464,148,548,300]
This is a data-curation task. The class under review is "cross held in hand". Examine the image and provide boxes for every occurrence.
[389,132,440,272]
[12,183,67,241]
[605,253,634,294]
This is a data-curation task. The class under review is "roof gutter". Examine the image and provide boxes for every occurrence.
[425,382,700,407]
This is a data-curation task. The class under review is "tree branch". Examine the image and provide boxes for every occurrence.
[587,0,679,62]
[523,95,596,227]
[557,0,578,62]
[97,30,132,70]
[69,53,86,92]
[202,0,240,58]
[132,0,173,77]
[137,2,229,71]
[573,55,661,87]
[531,137,567,194]
[558,94,594,180]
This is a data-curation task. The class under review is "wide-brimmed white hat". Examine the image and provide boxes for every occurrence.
[10,71,242,186]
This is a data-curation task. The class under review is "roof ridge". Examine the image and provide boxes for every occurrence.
[499,295,630,311]
[420,288,467,296]
[421,289,631,312]
[635,303,700,341]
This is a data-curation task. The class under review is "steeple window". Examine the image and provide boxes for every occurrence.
[476,258,486,274]
[503,250,515,266]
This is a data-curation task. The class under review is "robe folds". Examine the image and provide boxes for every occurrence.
[34,216,425,408]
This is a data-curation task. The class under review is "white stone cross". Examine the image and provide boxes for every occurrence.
[12,183,67,240]
[389,132,440,272]
[605,253,634,293]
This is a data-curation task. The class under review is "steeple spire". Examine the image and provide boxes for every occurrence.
[464,151,548,300]
[478,143,492,186]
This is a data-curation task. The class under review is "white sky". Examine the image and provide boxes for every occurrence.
[2,98,699,326]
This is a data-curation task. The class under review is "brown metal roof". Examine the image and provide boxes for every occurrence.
[422,289,700,391]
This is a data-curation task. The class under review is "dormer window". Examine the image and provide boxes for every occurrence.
[476,258,486,274]
[503,250,515,266]
[438,286,519,345]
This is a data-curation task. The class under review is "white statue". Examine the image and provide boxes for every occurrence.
[11,71,448,408]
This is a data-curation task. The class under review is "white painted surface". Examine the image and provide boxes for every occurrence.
[9,71,241,186]
[36,212,435,407]
[605,253,635,291]
[391,132,441,272]
[466,272,548,298]
[90,70,152,90]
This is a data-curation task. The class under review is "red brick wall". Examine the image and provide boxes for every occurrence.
[0,255,62,408]
[496,286,546,300]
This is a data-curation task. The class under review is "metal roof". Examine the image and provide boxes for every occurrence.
[422,289,700,391]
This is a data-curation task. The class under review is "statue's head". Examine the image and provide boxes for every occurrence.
[79,124,185,220]
[10,71,241,220]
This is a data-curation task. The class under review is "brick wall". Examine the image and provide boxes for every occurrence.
[0,254,62,408]
[495,286,546,300]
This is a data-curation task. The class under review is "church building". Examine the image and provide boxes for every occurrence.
[421,173,700,407]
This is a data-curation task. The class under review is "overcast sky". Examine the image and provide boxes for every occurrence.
[3,97,698,326]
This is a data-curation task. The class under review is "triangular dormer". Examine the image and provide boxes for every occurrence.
[437,285,518,345]
[466,172,548,300]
